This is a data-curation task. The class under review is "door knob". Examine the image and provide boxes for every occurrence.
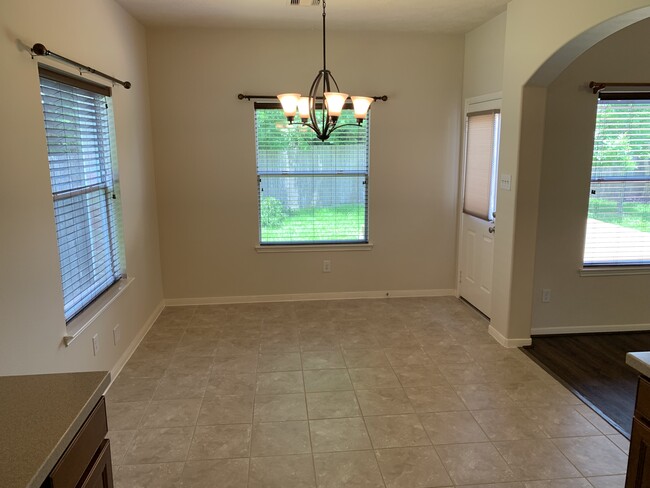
[488,226,495,234]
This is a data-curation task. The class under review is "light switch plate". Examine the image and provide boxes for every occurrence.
[499,174,512,191]
[113,324,121,346]
[92,334,99,356]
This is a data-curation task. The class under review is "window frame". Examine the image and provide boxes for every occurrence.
[38,65,127,327]
[253,102,371,248]
[582,92,650,270]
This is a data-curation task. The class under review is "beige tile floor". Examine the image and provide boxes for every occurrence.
[106,297,630,487]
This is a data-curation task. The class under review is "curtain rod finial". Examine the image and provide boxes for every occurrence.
[123,81,132,89]
[589,81,606,94]
[32,43,48,56]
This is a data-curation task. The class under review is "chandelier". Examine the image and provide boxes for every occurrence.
[277,0,373,142]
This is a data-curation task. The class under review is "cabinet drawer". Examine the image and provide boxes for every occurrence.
[626,417,650,487]
[636,377,650,422]
[79,439,114,488]
[48,397,108,488]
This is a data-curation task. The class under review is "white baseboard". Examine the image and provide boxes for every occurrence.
[165,289,457,307]
[531,323,650,336]
[489,324,532,348]
[108,299,165,386]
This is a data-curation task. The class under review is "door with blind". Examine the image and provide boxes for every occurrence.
[458,96,501,317]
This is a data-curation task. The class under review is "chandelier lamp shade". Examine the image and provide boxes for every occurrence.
[277,0,373,141]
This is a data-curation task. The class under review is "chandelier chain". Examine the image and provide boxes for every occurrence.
[322,0,327,72]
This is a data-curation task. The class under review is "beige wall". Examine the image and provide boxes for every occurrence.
[147,28,465,301]
[488,0,650,345]
[0,0,163,375]
[531,18,650,333]
[463,11,506,99]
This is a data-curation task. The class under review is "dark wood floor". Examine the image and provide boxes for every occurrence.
[523,332,650,438]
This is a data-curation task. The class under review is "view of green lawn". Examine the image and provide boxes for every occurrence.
[261,198,650,242]
[261,204,366,243]
[587,100,650,239]
[588,198,650,233]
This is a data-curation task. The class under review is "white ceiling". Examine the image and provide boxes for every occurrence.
[115,0,510,34]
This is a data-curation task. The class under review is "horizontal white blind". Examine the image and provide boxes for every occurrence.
[255,107,370,244]
[464,110,500,221]
[584,97,650,266]
[39,70,123,321]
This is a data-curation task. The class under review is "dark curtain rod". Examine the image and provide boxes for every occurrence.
[31,43,131,89]
[238,94,388,102]
[590,81,650,94]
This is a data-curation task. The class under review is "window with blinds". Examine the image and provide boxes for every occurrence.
[254,105,370,245]
[463,110,501,221]
[39,67,125,322]
[584,94,650,266]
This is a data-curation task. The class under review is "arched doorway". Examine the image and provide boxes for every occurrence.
[487,1,650,346]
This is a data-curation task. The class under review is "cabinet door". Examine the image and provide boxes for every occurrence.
[48,397,108,488]
[626,418,650,488]
[79,439,114,488]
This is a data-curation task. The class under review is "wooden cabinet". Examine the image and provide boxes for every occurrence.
[79,439,114,488]
[41,397,113,488]
[626,377,650,487]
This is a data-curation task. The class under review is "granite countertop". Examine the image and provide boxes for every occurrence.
[0,371,110,488]
[627,352,650,378]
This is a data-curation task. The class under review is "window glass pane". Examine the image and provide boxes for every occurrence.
[259,175,367,243]
[255,108,370,245]
[39,72,123,321]
[54,190,119,316]
[584,99,650,266]
[464,111,500,221]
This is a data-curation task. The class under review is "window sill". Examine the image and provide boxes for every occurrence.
[579,266,650,277]
[255,243,374,253]
[63,277,134,346]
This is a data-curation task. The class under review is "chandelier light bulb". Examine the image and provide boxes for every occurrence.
[298,97,311,122]
[324,92,349,118]
[277,93,301,122]
[351,96,373,122]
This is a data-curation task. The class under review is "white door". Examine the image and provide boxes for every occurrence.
[458,95,501,317]
[460,213,495,316]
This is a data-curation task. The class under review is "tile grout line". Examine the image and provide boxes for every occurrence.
[353,380,390,488]
[363,318,431,488]
[391,316,457,487]
[182,306,202,470]
[301,350,320,488]
[121,307,195,475]
[172,308,197,475]
[243,336,262,488]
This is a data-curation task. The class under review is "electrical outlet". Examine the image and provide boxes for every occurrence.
[542,289,552,303]
[92,334,100,356]
[113,324,121,346]
[323,260,331,273]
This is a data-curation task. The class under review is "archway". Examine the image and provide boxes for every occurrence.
[488,0,650,346]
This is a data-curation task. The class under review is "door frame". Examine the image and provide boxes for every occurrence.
[455,92,503,306]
